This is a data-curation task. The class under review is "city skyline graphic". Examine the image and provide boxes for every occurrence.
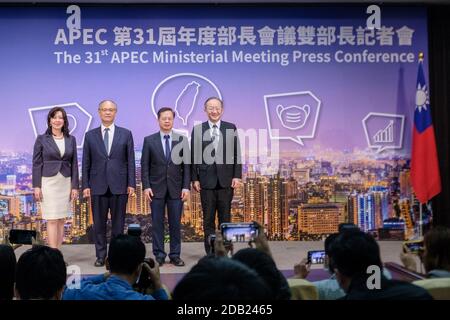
[0,146,427,243]
[0,5,430,242]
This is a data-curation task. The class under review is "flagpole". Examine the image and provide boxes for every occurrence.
[419,202,423,238]
[418,51,424,239]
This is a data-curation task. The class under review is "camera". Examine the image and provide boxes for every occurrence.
[403,240,424,254]
[220,222,258,242]
[307,250,326,264]
[127,224,142,237]
[134,258,156,293]
[9,229,37,245]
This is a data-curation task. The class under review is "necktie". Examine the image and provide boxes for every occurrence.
[164,135,171,163]
[104,128,110,155]
[211,124,219,159]
[212,125,219,149]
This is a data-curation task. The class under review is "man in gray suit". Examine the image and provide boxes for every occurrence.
[141,107,190,266]
[82,100,136,267]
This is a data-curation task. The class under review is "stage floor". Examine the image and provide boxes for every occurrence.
[14,241,406,275]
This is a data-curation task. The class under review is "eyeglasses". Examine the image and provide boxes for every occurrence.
[206,106,222,111]
[100,108,116,113]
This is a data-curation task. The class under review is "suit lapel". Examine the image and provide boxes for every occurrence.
[219,122,227,144]
[46,134,62,158]
[96,127,108,157]
[202,121,209,136]
[62,136,70,159]
[109,126,121,157]
[154,133,166,162]
[202,122,210,148]
[171,133,183,164]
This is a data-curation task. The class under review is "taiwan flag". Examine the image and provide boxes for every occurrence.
[411,57,441,204]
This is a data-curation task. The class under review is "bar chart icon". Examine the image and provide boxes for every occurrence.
[362,113,405,153]
[373,120,394,143]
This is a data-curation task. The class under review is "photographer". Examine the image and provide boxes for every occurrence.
[293,231,395,300]
[0,244,16,300]
[15,245,67,300]
[1,229,46,300]
[63,234,168,300]
[329,230,432,300]
[212,222,291,300]
[401,226,450,278]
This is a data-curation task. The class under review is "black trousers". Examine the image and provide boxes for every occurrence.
[91,188,128,259]
[200,185,234,254]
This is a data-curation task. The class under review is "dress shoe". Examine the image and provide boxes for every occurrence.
[94,258,105,267]
[155,257,165,266]
[170,257,185,267]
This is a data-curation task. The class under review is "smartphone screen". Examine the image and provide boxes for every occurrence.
[403,241,423,254]
[9,229,36,245]
[221,223,258,242]
[308,250,326,264]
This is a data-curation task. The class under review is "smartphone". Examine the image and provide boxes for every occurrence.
[221,222,258,242]
[127,224,142,237]
[9,229,37,245]
[307,250,326,264]
[403,240,424,254]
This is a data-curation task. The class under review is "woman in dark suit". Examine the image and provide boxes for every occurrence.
[32,107,79,249]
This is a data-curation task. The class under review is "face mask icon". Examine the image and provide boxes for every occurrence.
[276,104,310,130]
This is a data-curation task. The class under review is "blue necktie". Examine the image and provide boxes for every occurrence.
[104,128,110,155]
[164,135,171,163]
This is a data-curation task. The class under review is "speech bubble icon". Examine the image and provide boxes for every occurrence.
[276,104,310,130]
[264,91,321,146]
[362,112,405,153]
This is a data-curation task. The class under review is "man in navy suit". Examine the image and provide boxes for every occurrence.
[141,107,190,266]
[82,100,136,267]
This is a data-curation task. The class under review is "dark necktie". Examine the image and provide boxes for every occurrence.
[212,124,220,147]
[104,128,110,155]
[211,125,219,159]
[164,135,171,163]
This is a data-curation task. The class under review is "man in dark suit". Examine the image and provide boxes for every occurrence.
[82,100,136,267]
[141,107,190,266]
[191,97,242,254]
[330,231,432,300]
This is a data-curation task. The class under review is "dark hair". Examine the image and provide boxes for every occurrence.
[157,107,175,119]
[0,245,16,300]
[46,107,70,137]
[324,233,339,255]
[204,97,223,108]
[423,226,450,273]
[328,231,382,278]
[173,256,272,300]
[15,245,67,300]
[324,233,339,274]
[233,248,291,300]
[108,234,145,275]
[338,223,359,234]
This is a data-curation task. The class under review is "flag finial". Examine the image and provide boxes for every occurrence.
[419,52,424,61]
